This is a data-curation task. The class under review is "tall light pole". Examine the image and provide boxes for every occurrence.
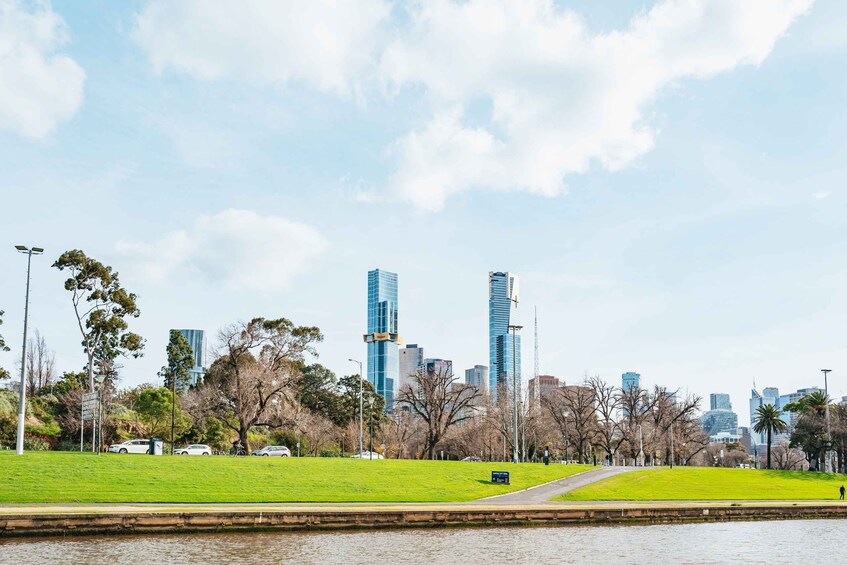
[14,245,43,456]
[508,323,522,464]
[822,369,832,472]
[562,409,569,464]
[349,359,363,455]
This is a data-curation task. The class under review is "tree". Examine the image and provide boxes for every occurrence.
[0,310,9,380]
[195,317,323,450]
[160,330,195,394]
[397,366,481,459]
[589,375,621,464]
[25,330,55,395]
[135,387,179,438]
[337,373,384,425]
[544,383,597,463]
[52,250,145,391]
[298,364,344,426]
[753,403,787,470]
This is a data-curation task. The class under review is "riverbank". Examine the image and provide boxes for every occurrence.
[2,501,846,539]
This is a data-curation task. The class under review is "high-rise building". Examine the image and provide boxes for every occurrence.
[174,329,206,386]
[399,344,424,390]
[701,409,738,436]
[365,269,399,411]
[465,365,489,393]
[489,271,521,401]
[750,386,781,446]
[710,393,731,411]
[622,372,640,392]
[528,375,560,403]
[424,358,453,376]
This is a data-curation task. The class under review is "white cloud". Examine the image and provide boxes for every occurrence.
[381,0,812,211]
[814,191,831,200]
[116,209,328,291]
[0,0,85,139]
[133,0,390,95]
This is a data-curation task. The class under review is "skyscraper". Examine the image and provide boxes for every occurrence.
[710,393,731,411]
[365,269,399,411]
[465,365,489,393]
[488,272,521,401]
[174,329,206,386]
[424,358,452,376]
[398,344,424,391]
[622,372,641,392]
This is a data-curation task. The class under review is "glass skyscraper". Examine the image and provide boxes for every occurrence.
[365,269,399,411]
[622,372,641,392]
[174,329,206,386]
[488,271,521,402]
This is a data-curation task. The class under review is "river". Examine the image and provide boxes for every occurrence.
[1,519,841,564]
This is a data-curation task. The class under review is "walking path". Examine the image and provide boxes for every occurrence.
[477,465,644,504]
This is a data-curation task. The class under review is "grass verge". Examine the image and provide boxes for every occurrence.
[556,467,847,501]
[0,451,590,504]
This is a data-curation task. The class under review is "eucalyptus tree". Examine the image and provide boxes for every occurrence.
[753,404,788,470]
[195,317,323,450]
[160,330,195,394]
[52,250,145,391]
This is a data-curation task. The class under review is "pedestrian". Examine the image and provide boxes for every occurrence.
[839,485,845,500]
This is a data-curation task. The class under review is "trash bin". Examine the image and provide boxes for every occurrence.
[149,438,163,455]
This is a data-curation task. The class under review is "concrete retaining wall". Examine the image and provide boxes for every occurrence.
[3,504,847,539]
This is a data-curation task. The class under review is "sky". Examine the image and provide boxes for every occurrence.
[1,0,846,427]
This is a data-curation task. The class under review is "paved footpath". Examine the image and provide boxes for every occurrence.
[477,465,645,504]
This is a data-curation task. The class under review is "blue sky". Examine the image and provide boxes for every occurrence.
[1,0,845,426]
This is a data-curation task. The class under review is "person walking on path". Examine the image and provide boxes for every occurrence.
[840,485,845,500]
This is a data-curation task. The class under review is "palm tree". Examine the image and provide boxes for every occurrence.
[784,391,829,417]
[753,404,788,469]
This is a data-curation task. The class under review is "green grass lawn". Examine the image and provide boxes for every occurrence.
[0,451,591,504]
[556,467,847,501]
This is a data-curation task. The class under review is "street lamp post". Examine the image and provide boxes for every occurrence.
[349,359,363,456]
[638,424,644,467]
[14,245,43,456]
[368,396,375,460]
[508,324,522,464]
[562,409,569,464]
[822,369,832,472]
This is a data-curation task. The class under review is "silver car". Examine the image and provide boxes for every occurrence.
[253,445,291,457]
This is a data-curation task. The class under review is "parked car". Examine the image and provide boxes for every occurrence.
[350,451,384,459]
[174,444,212,456]
[461,456,482,462]
[252,445,291,457]
[108,439,150,454]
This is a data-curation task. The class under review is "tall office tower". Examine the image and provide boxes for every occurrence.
[398,344,424,390]
[489,271,521,402]
[465,365,489,393]
[174,329,207,386]
[710,393,732,411]
[365,269,400,411]
[424,358,453,376]
[621,372,641,392]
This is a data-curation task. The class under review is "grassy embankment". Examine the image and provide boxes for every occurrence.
[557,467,847,501]
[0,451,590,504]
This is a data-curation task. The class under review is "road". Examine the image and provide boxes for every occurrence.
[477,465,644,504]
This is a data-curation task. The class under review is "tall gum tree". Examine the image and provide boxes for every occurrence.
[52,250,145,391]
[198,317,323,450]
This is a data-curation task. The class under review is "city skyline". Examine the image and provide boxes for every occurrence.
[1,1,845,428]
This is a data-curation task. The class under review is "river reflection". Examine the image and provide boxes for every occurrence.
[1,519,842,564]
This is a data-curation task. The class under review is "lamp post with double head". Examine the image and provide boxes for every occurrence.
[14,245,43,456]
[562,409,569,464]
[368,396,375,460]
[349,359,363,455]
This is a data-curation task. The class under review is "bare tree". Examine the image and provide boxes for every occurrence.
[25,330,56,395]
[589,375,621,464]
[771,440,808,470]
[397,366,481,459]
[544,383,597,463]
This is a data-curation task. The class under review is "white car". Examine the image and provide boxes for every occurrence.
[108,439,150,454]
[175,444,212,455]
[350,451,384,459]
[253,445,291,457]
